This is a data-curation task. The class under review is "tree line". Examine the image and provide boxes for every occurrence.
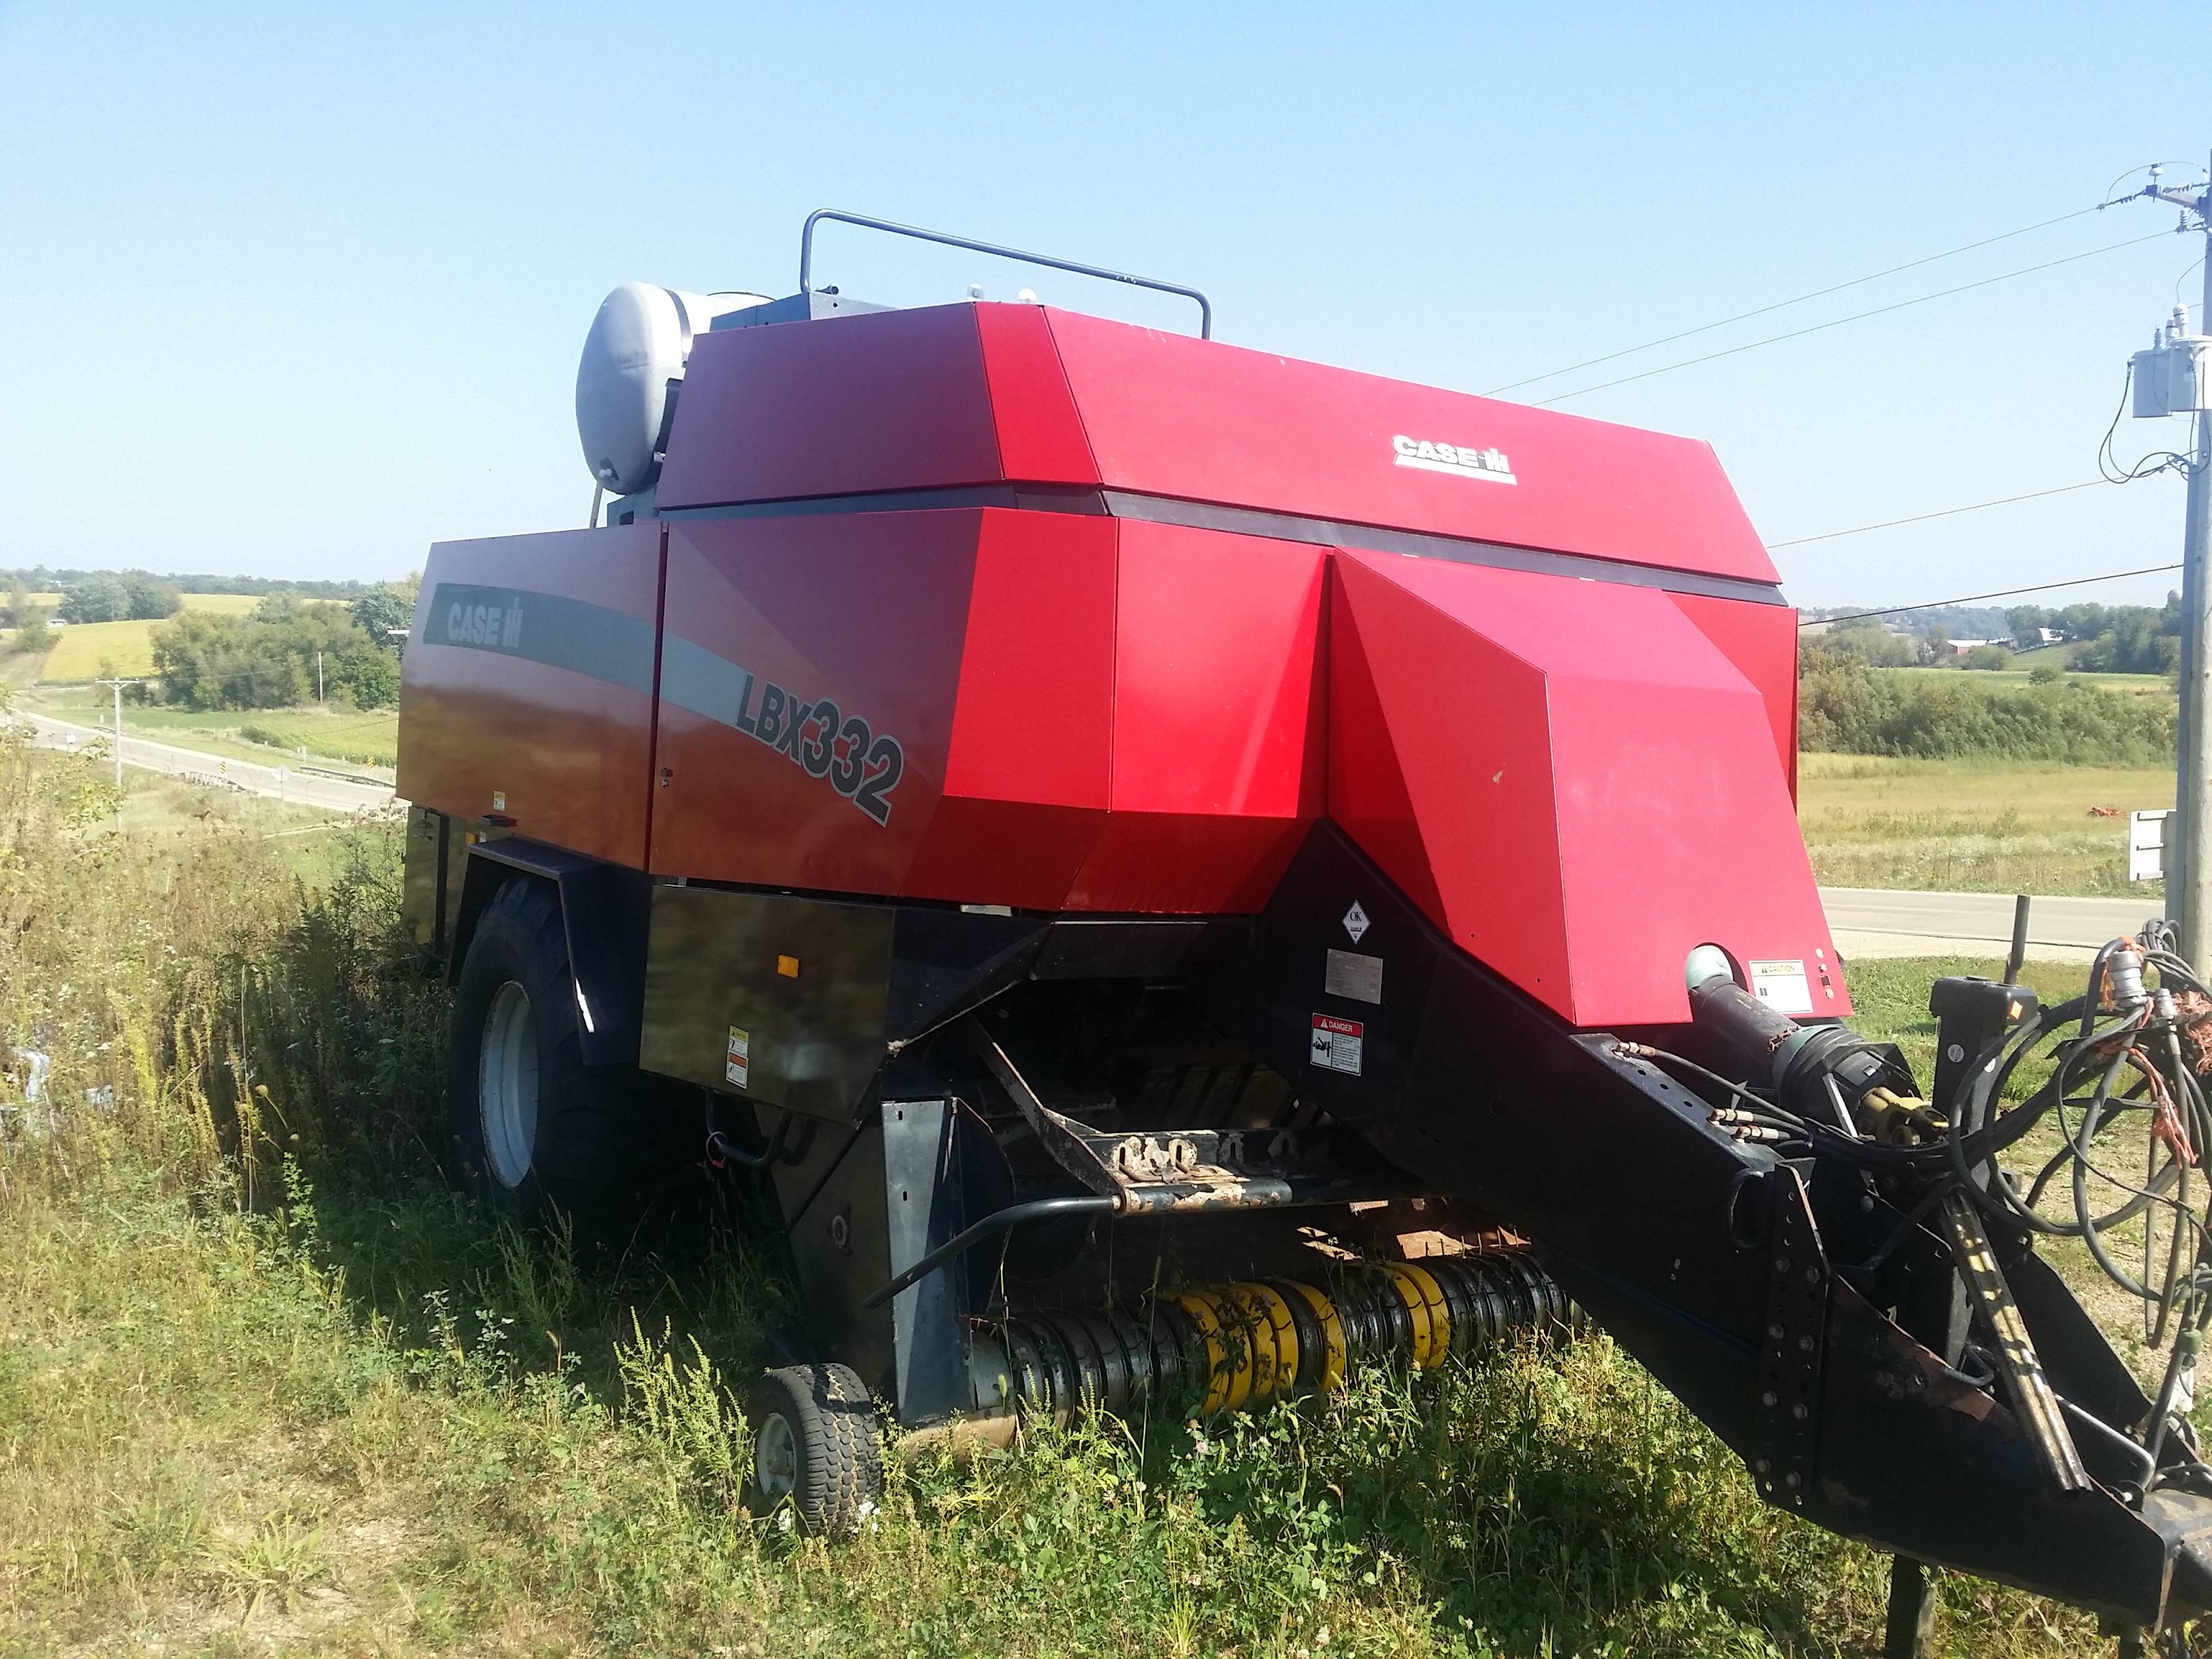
[146,581,417,710]
[2,567,386,600]
[1799,645,2175,763]
[1809,596,2182,676]
[5,573,417,710]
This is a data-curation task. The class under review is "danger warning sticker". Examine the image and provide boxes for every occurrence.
[725,1025,751,1090]
[1311,1013,1364,1076]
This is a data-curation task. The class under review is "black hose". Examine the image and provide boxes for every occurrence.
[705,1099,792,1169]
[2073,1075,2165,1298]
[1945,997,2154,1234]
[1615,1044,1782,1118]
[861,1195,1115,1310]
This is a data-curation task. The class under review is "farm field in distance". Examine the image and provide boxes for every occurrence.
[33,593,259,682]
[1877,662,2177,701]
[1796,750,2173,897]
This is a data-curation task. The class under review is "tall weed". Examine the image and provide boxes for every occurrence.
[0,714,2110,1655]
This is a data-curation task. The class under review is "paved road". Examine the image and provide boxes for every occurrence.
[1820,886,2164,964]
[18,713,394,814]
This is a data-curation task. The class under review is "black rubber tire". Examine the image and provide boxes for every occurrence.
[745,1362,884,1538]
[445,877,699,1240]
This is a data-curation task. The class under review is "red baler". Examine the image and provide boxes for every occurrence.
[398,213,2212,1645]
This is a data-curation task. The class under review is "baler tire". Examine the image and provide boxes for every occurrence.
[445,877,700,1241]
[745,1363,883,1539]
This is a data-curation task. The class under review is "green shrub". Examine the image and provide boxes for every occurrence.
[149,596,400,712]
[56,571,182,623]
[1799,647,2174,762]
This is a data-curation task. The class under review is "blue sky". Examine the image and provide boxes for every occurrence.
[0,1,2204,608]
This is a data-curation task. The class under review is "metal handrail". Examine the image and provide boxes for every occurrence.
[799,209,1212,339]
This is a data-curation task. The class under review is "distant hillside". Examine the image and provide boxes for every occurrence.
[1,568,380,600]
[1799,603,2015,640]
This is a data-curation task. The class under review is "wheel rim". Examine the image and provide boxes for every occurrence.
[756,1410,799,1500]
[478,980,538,1189]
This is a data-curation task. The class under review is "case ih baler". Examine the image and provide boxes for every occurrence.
[398,215,2212,1647]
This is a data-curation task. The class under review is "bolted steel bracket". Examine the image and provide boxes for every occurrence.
[1752,1166,1828,1509]
[963,1018,1410,1213]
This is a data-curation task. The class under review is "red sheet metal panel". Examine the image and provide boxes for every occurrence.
[648,508,1324,915]
[1330,550,1843,1027]
[901,510,1117,909]
[972,303,1100,487]
[649,511,978,890]
[1329,556,1571,1003]
[1038,308,1778,584]
[655,305,1004,510]
[396,524,662,867]
[1668,591,1801,799]
[1065,520,1325,912]
[655,302,1778,590]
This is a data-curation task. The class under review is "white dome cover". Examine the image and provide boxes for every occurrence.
[575,283,768,495]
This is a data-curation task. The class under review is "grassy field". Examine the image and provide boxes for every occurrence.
[0,722,2152,1656]
[35,594,261,682]
[1880,664,2175,701]
[1797,751,2172,895]
[28,682,398,771]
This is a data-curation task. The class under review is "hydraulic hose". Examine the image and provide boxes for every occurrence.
[862,1195,1115,1310]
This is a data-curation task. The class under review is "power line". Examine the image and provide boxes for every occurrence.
[1486,205,2102,396]
[1533,230,2175,407]
[1799,562,2182,628]
[1768,481,2107,548]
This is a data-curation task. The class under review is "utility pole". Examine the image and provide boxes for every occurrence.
[316,649,325,705]
[93,676,143,825]
[92,676,142,790]
[2117,158,2212,962]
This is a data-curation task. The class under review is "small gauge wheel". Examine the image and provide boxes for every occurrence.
[745,1362,882,1538]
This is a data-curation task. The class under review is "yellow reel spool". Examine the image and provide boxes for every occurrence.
[1384,1263,1451,1370]
[1171,1290,1233,1414]
[1228,1283,1299,1405]
[1278,1279,1349,1391]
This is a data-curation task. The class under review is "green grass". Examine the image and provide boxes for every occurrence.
[27,682,398,771]
[38,616,162,680]
[0,719,2130,1656]
[1883,665,2175,700]
[33,596,265,682]
[1798,750,2172,895]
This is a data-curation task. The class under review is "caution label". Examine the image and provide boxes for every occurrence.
[1748,960,1814,1016]
[725,1025,751,1090]
[1311,1013,1364,1076]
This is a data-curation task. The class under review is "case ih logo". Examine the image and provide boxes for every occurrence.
[1391,435,1516,485]
[446,595,523,648]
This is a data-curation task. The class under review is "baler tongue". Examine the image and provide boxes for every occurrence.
[1641,933,2212,1630]
[1205,815,2212,1635]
